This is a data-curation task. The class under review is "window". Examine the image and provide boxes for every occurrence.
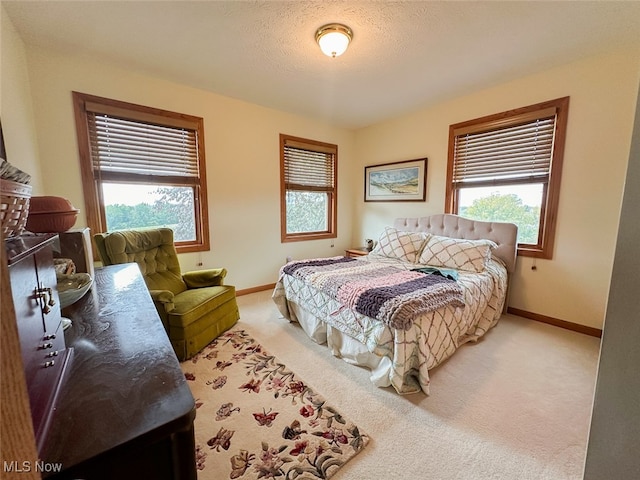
[446,97,569,259]
[280,134,337,242]
[72,92,209,253]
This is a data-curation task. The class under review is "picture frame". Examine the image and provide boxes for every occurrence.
[0,119,5,161]
[364,157,427,202]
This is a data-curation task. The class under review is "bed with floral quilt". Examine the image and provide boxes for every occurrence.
[272,214,518,395]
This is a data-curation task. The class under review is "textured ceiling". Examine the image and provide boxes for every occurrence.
[4,1,640,129]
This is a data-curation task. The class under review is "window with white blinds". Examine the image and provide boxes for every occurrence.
[446,97,569,259]
[73,92,210,253]
[87,113,200,180]
[452,113,555,187]
[280,134,337,242]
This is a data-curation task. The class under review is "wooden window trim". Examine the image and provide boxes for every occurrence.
[72,91,210,254]
[446,97,569,259]
[280,134,338,243]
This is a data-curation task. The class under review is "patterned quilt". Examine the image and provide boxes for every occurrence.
[282,257,464,331]
[273,255,508,395]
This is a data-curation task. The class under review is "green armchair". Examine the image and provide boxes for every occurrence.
[94,228,239,361]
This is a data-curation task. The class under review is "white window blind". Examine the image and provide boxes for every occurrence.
[452,114,556,186]
[87,113,200,179]
[283,141,336,192]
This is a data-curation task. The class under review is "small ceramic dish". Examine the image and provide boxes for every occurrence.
[57,272,92,308]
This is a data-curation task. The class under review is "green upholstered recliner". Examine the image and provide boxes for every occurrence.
[94,228,239,361]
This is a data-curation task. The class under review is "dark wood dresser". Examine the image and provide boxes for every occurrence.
[44,262,197,479]
[5,235,197,480]
[5,234,73,454]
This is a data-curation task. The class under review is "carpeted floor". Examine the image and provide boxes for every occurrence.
[228,290,600,480]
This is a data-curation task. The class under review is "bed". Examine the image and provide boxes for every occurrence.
[272,214,518,395]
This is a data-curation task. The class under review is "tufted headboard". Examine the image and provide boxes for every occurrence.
[393,214,518,273]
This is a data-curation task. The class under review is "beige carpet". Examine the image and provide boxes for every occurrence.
[232,290,600,480]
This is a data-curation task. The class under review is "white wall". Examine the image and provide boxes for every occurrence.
[12,41,357,291]
[354,51,640,329]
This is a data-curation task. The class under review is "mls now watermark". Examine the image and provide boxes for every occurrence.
[3,460,63,473]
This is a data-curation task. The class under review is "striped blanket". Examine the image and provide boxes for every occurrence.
[282,257,464,331]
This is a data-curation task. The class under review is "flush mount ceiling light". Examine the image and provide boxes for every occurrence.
[315,23,353,58]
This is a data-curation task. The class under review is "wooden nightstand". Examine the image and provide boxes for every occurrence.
[345,247,370,258]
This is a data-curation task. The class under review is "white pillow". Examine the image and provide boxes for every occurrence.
[371,227,429,263]
[417,234,496,272]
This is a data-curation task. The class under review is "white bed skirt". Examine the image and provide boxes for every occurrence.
[285,299,394,389]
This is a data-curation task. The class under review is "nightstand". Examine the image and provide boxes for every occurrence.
[345,247,370,258]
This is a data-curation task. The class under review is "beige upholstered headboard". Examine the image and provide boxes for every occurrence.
[394,214,518,273]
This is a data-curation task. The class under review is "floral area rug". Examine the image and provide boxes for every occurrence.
[181,329,370,479]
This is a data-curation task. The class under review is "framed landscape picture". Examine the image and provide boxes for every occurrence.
[364,158,427,202]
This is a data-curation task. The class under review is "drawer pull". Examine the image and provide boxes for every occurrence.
[44,334,57,340]
[47,288,56,306]
[42,302,52,314]
[44,360,56,368]
[39,343,53,350]
[35,284,56,314]
[46,351,59,358]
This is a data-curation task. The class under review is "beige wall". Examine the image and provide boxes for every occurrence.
[0,8,42,193]
[4,3,639,329]
[2,7,357,290]
[584,81,640,480]
[354,50,640,329]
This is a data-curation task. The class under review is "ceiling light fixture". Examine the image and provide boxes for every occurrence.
[315,23,353,58]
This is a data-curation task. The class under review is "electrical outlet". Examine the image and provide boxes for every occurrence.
[286,256,292,263]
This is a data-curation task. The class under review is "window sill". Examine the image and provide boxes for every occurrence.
[517,246,552,260]
[282,233,336,243]
[175,242,210,254]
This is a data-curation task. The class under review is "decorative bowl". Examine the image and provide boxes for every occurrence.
[25,195,80,233]
[57,273,92,308]
[26,209,79,233]
[29,195,76,213]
